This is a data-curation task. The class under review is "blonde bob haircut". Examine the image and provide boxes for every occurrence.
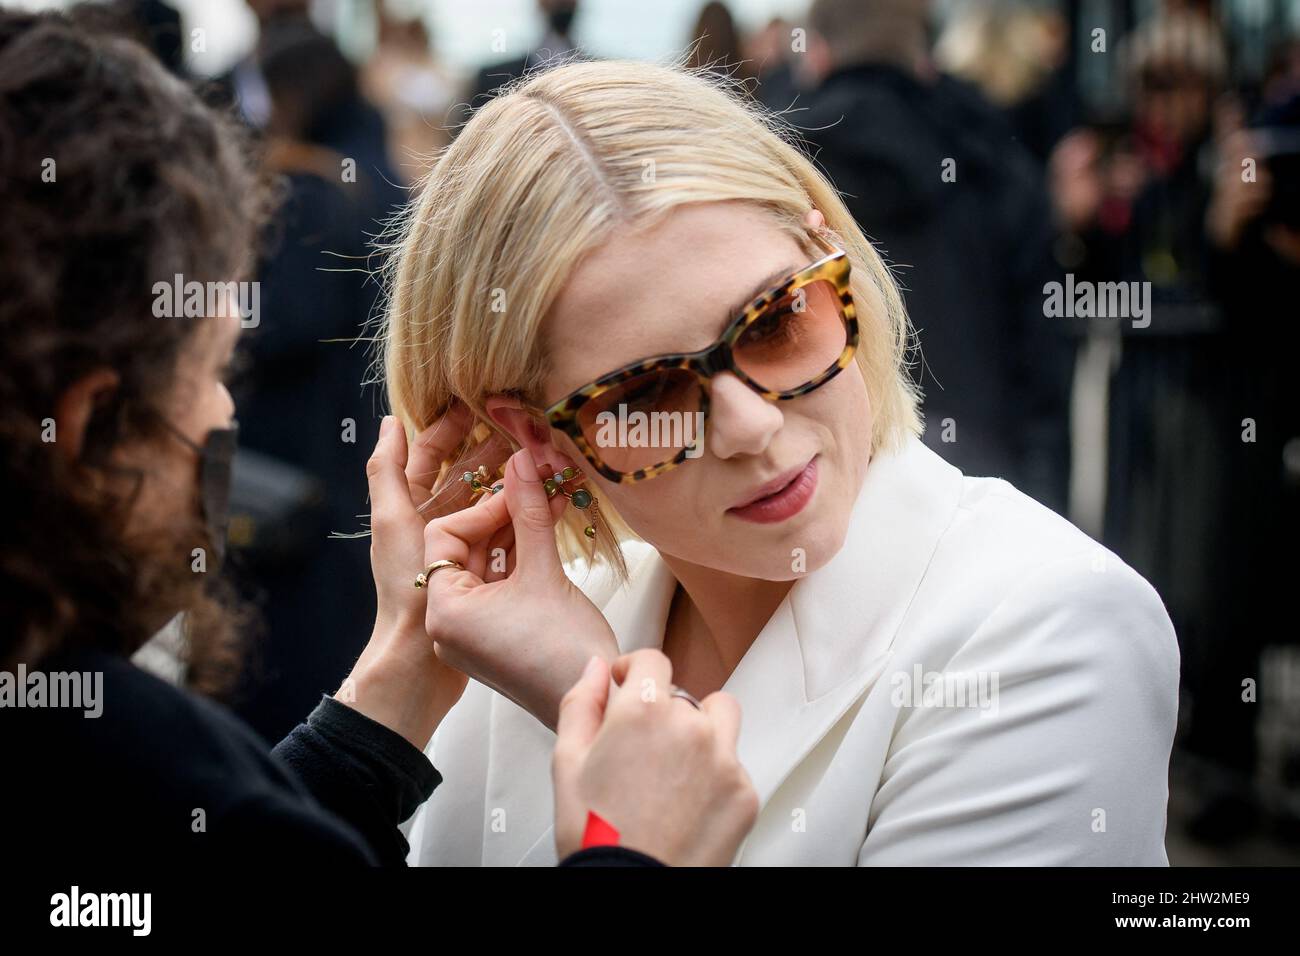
[380,57,922,579]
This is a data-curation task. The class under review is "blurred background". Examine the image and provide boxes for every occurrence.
[9,0,1296,864]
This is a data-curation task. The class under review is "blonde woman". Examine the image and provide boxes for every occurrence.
[380,59,1181,866]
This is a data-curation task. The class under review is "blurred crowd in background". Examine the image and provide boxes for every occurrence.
[56,0,1300,863]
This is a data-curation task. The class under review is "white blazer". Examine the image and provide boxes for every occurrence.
[406,435,1180,865]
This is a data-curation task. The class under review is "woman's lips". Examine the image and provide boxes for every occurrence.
[726,458,819,524]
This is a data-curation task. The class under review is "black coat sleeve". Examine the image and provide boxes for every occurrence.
[270,696,666,868]
[558,846,667,867]
[271,695,441,866]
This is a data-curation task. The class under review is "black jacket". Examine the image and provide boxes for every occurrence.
[2,646,656,867]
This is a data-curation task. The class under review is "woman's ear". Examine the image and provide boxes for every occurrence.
[54,368,120,464]
[484,395,564,472]
[803,207,826,231]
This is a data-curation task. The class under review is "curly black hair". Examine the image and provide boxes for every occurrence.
[0,8,272,693]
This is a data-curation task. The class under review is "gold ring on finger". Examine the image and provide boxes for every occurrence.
[414,559,465,589]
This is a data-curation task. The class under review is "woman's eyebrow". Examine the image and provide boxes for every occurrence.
[720,263,799,331]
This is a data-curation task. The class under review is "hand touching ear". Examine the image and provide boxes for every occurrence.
[402,401,514,523]
[338,415,472,750]
[414,445,620,730]
[346,400,618,742]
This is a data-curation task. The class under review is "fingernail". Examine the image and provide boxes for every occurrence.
[380,415,394,437]
[582,656,601,678]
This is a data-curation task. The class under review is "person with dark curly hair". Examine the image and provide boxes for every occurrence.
[0,8,758,869]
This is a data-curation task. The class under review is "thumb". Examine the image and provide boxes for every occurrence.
[504,446,563,580]
[555,656,610,756]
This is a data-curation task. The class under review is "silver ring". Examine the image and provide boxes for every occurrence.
[670,686,701,709]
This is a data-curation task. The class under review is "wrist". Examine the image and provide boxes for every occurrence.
[538,643,615,731]
[371,605,426,647]
[338,637,451,750]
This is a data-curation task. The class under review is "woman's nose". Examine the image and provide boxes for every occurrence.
[706,372,783,460]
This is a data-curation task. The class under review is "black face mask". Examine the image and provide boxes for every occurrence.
[164,420,239,570]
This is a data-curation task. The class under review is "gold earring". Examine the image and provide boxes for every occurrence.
[462,463,504,500]
[543,466,600,540]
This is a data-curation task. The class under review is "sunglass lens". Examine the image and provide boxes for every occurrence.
[732,279,848,394]
[576,368,704,474]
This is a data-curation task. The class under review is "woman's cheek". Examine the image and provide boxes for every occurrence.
[605,476,701,553]
[830,366,872,472]
[177,379,235,438]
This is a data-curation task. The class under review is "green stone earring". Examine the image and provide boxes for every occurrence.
[546,466,600,540]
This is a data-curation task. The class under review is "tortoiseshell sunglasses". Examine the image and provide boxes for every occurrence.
[537,230,858,483]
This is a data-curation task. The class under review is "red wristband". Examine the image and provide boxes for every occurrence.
[580,810,621,849]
